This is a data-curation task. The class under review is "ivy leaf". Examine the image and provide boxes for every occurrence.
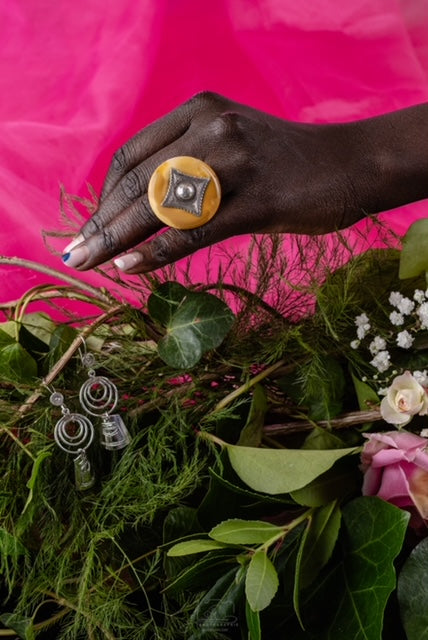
[189,567,244,638]
[320,497,409,639]
[225,444,358,494]
[397,536,428,639]
[245,550,279,612]
[246,600,261,640]
[0,342,38,384]
[49,324,78,363]
[149,282,234,368]
[147,281,189,324]
[237,384,267,447]
[209,519,284,545]
[0,613,34,640]
[399,218,428,279]
[167,539,231,556]
[293,501,341,626]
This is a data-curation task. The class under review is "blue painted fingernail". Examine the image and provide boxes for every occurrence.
[62,246,89,268]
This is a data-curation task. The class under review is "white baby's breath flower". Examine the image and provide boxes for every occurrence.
[370,350,391,373]
[414,370,428,386]
[397,297,415,315]
[390,311,404,326]
[389,291,403,307]
[417,302,428,328]
[369,336,387,355]
[396,330,414,349]
[350,340,360,350]
[414,289,425,304]
[380,371,428,426]
[420,428,428,438]
[357,325,368,340]
[355,313,369,327]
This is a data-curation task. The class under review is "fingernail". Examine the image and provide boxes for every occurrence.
[63,234,84,254]
[114,253,141,272]
[62,245,89,268]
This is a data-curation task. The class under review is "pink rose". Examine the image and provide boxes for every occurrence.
[361,431,428,522]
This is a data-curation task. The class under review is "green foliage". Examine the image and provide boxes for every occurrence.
[225,444,359,494]
[1,235,425,638]
[399,218,428,279]
[245,550,279,612]
[397,536,428,640]
[148,281,235,368]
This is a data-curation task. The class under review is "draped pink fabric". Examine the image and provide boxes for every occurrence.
[1,0,427,304]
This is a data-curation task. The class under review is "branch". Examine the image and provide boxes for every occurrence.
[263,408,382,435]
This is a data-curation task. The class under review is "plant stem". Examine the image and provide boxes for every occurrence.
[0,256,114,305]
[14,304,126,421]
[263,408,382,435]
[213,359,286,413]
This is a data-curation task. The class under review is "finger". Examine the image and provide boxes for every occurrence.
[101,92,230,200]
[62,194,162,270]
[112,201,241,274]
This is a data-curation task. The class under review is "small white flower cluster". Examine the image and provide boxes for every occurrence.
[351,288,428,375]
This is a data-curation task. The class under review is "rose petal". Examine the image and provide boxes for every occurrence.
[376,463,413,505]
[409,468,428,519]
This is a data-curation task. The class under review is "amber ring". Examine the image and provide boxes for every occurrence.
[148,156,221,229]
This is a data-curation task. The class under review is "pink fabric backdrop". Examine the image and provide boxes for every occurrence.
[1,0,428,304]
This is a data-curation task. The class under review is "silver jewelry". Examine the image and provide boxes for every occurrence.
[79,351,131,451]
[50,389,95,491]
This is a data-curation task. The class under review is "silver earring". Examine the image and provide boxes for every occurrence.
[79,351,131,451]
[49,389,95,491]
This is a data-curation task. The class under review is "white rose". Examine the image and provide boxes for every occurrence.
[380,371,428,426]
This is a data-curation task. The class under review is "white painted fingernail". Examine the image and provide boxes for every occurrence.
[63,234,84,253]
[114,253,141,271]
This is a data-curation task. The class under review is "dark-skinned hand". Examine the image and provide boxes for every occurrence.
[62,92,428,273]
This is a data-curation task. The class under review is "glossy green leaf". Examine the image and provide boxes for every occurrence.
[399,218,428,279]
[209,519,283,545]
[49,324,78,363]
[237,384,267,447]
[293,502,341,626]
[162,550,238,594]
[189,567,244,638]
[322,497,409,639]
[291,459,360,507]
[226,444,358,494]
[149,282,234,368]
[350,371,379,411]
[167,539,230,556]
[0,613,34,640]
[245,550,279,612]
[147,281,189,324]
[397,536,428,639]
[246,599,261,640]
[0,342,38,384]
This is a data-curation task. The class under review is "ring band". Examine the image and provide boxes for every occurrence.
[148,156,221,229]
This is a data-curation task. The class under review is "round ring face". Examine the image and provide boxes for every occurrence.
[148,156,221,229]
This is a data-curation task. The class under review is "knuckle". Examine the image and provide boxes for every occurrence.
[85,215,103,236]
[111,146,127,174]
[101,229,118,253]
[207,112,246,144]
[121,170,142,201]
[187,91,227,117]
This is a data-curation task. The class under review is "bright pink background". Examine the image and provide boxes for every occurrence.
[1,0,427,304]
